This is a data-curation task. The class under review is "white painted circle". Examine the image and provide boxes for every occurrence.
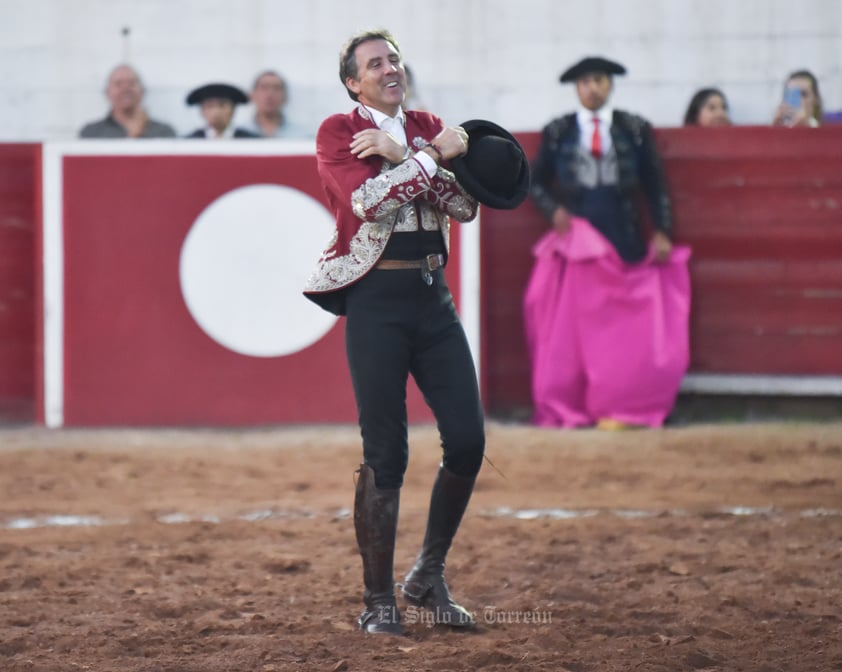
[179,184,337,357]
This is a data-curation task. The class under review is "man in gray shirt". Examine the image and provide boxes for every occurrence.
[244,70,312,138]
[79,64,176,138]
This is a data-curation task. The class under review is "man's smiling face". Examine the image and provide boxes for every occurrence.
[346,38,406,116]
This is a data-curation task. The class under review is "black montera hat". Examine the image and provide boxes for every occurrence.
[186,83,249,105]
[560,56,627,83]
[449,119,530,210]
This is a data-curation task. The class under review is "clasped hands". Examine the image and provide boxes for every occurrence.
[350,125,468,164]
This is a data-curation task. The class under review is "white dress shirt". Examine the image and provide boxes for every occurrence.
[363,105,437,177]
[577,106,614,155]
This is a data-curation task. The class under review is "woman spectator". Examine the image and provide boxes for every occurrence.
[683,88,731,126]
[772,70,823,127]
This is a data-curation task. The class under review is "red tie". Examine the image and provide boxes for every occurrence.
[591,117,602,159]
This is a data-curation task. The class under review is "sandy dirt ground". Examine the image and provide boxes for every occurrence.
[1,421,841,672]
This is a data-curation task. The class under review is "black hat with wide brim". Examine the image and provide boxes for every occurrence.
[560,56,626,83]
[186,83,249,105]
[449,119,530,210]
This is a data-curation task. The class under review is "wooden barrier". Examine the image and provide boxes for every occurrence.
[1,128,841,424]
[0,144,38,422]
[481,126,842,416]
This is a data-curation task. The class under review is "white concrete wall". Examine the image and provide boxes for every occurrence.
[1,0,840,140]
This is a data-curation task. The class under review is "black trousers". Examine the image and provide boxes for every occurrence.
[345,267,485,489]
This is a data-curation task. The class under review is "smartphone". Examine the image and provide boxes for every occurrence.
[783,87,802,110]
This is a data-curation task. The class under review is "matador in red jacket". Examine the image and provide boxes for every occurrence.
[303,29,483,635]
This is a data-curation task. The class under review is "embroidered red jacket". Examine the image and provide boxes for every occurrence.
[303,105,477,314]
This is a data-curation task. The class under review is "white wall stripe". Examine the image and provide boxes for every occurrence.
[681,374,842,397]
[42,144,65,428]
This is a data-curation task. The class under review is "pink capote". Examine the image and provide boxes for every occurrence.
[524,217,691,428]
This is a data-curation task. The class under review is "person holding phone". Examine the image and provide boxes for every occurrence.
[773,69,824,128]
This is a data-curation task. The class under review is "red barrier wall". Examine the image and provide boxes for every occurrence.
[2,128,841,425]
[482,126,842,416]
[43,145,459,427]
[0,144,39,422]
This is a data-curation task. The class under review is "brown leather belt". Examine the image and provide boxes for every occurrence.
[376,253,445,271]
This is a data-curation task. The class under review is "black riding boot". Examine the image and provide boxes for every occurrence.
[354,464,404,635]
[401,466,476,627]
